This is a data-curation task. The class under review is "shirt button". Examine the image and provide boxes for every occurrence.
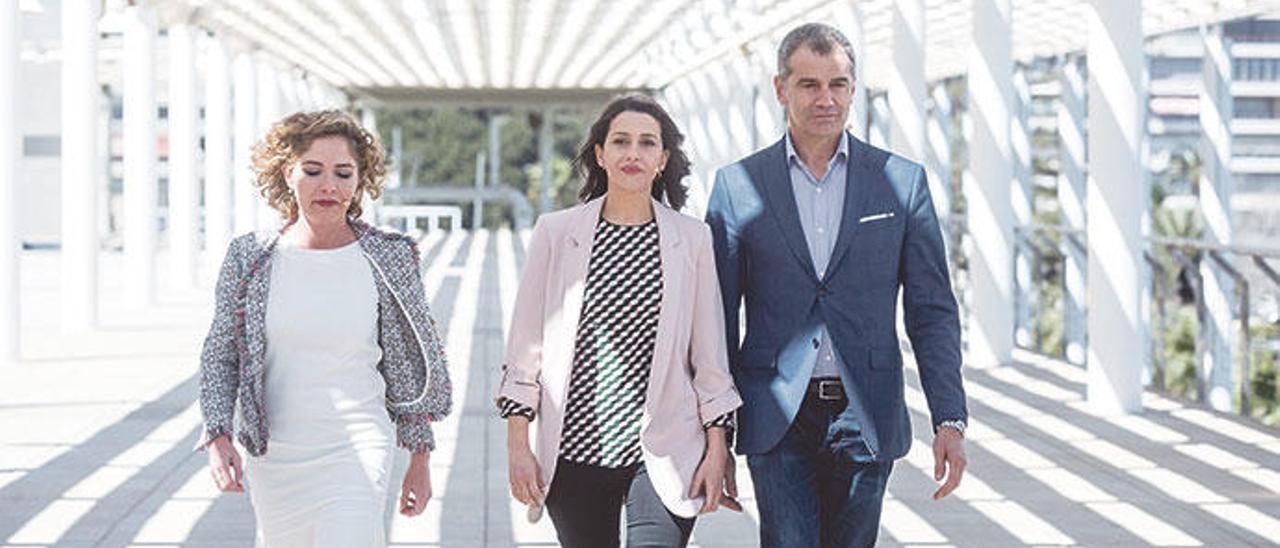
[816,187,823,194]
[817,227,825,234]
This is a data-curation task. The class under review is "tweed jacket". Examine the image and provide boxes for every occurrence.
[197,219,453,457]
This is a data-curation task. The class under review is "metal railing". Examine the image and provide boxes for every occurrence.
[1009,223,1280,418]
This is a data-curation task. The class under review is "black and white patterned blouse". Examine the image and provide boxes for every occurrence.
[499,217,731,468]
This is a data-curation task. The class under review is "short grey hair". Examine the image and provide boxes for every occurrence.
[776,22,857,82]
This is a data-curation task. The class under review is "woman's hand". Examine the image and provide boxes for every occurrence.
[689,427,730,513]
[507,417,545,507]
[400,451,432,517]
[206,435,244,493]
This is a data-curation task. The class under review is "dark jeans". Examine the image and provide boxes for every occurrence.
[747,391,895,548]
[545,458,695,548]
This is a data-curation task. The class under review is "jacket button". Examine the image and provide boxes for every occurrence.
[812,338,820,349]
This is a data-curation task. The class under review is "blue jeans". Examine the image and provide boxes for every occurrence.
[747,392,894,548]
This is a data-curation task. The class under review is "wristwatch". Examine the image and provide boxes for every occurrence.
[936,419,967,437]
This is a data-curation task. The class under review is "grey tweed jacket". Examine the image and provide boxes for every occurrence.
[197,219,453,456]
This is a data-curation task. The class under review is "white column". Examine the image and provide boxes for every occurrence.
[167,23,198,289]
[1199,24,1235,411]
[889,0,926,162]
[965,0,1015,368]
[538,109,554,214]
[232,51,258,234]
[1086,0,1146,414]
[927,84,953,244]
[488,114,504,187]
[122,4,158,305]
[60,0,100,331]
[204,35,233,259]
[869,93,889,148]
[255,56,281,227]
[473,152,484,229]
[833,0,867,140]
[1,0,18,363]
[1013,66,1035,347]
[1058,55,1088,366]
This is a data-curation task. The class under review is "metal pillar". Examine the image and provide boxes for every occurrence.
[1085,0,1146,414]
[1199,24,1235,411]
[966,0,1015,368]
[1058,54,1088,366]
[204,35,233,259]
[473,152,485,230]
[1,0,17,362]
[889,0,926,163]
[167,23,198,289]
[927,83,953,247]
[1013,66,1035,348]
[538,109,554,215]
[232,51,258,234]
[61,0,100,330]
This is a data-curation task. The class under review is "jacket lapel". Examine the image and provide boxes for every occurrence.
[557,196,605,361]
[826,134,874,279]
[241,231,279,376]
[648,199,683,410]
[753,137,818,281]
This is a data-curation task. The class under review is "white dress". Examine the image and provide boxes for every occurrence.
[244,240,397,547]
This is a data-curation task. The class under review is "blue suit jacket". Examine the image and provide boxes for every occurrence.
[705,133,966,461]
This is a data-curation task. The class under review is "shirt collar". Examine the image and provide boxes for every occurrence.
[785,130,850,169]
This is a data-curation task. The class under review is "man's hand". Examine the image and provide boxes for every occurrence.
[932,427,966,500]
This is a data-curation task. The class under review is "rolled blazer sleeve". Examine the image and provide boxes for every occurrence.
[495,218,552,411]
[196,237,245,450]
[687,224,743,426]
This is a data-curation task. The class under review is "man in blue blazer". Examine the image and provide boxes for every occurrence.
[705,23,968,547]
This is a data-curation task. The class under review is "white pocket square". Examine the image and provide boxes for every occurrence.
[858,212,895,223]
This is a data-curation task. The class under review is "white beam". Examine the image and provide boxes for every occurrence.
[1199,24,1235,412]
[204,35,233,267]
[966,0,1015,368]
[1086,0,1146,414]
[122,4,158,306]
[167,23,198,290]
[60,0,99,331]
[889,0,926,163]
[232,51,258,234]
[1,0,17,363]
[1058,54,1088,366]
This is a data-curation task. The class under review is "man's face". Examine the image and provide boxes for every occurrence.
[774,46,854,142]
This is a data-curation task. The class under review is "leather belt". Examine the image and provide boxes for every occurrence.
[808,378,845,401]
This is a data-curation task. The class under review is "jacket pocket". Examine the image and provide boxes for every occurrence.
[867,345,904,370]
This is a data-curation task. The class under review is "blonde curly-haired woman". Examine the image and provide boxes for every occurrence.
[196,110,452,547]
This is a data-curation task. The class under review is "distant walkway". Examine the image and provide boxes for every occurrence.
[2,230,1278,547]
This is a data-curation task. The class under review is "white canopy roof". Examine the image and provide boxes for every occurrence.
[166,0,1280,103]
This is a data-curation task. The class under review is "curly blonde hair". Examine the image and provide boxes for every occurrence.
[250,110,387,222]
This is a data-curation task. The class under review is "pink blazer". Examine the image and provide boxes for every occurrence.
[495,195,742,518]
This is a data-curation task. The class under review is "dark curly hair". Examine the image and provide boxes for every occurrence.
[572,94,691,210]
[250,109,386,222]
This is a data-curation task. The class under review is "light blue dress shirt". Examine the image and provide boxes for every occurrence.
[784,131,849,380]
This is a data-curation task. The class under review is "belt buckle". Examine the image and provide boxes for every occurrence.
[817,379,843,401]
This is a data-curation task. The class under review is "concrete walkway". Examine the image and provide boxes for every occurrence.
[2,229,1279,547]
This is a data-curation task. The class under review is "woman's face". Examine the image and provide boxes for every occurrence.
[285,135,359,225]
[594,111,670,197]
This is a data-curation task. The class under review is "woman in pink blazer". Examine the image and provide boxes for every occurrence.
[495,94,742,547]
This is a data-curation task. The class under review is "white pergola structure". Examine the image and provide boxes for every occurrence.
[3,0,1277,414]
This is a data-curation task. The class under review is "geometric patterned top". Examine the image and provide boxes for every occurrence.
[498,218,731,468]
